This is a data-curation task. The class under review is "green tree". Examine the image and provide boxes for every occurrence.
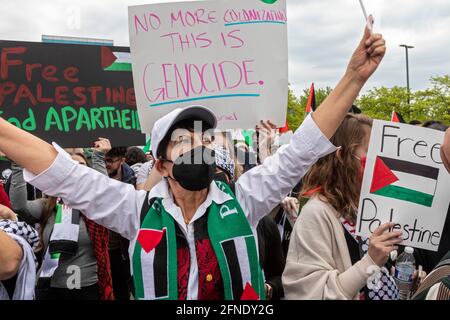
[357,75,450,124]
[287,86,332,131]
[286,87,303,131]
[286,75,450,130]
[357,86,409,121]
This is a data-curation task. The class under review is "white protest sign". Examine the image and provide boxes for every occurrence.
[357,121,450,251]
[128,0,288,133]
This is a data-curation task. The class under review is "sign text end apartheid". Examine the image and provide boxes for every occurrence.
[0,41,145,147]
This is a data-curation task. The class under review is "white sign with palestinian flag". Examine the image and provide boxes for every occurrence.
[357,120,450,251]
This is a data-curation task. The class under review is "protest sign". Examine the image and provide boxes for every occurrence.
[0,40,146,147]
[357,121,450,251]
[129,0,288,133]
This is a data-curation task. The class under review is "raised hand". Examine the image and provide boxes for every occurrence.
[346,16,386,85]
[256,120,277,162]
[93,138,112,154]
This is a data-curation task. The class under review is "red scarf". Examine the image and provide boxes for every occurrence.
[82,216,114,300]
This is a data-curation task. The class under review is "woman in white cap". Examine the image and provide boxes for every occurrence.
[0,25,386,300]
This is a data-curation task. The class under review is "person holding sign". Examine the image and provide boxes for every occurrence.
[283,114,407,300]
[0,23,386,300]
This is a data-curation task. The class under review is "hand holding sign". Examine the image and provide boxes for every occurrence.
[357,121,450,251]
[346,23,386,85]
[441,128,450,173]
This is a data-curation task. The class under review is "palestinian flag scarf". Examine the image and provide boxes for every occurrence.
[38,203,114,300]
[38,204,80,286]
[132,181,265,300]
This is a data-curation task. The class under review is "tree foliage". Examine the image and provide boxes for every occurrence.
[287,76,450,130]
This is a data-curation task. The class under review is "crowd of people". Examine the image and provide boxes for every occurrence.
[0,26,449,301]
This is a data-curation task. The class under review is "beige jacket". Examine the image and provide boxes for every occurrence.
[282,196,378,300]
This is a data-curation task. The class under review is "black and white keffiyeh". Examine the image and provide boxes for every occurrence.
[0,219,39,300]
[213,143,235,180]
[0,219,39,252]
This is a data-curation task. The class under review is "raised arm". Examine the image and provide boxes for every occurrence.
[91,138,112,176]
[0,117,145,239]
[236,26,386,226]
[0,119,57,175]
[9,163,45,224]
[312,26,386,139]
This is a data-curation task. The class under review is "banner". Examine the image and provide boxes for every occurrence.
[129,0,288,133]
[357,121,450,251]
[0,40,146,147]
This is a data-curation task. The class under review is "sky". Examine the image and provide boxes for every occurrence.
[1,0,449,97]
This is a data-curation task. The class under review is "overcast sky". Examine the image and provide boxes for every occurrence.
[1,0,449,96]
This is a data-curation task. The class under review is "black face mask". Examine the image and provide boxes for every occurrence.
[165,145,216,191]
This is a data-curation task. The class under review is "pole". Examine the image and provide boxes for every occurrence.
[400,44,414,105]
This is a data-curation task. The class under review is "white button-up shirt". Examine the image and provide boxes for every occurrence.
[24,115,336,299]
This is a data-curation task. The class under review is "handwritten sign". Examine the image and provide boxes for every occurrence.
[357,121,450,251]
[0,40,146,147]
[128,0,288,132]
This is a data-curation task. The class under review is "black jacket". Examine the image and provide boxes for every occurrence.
[414,205,450,273]
[257,215,285,300]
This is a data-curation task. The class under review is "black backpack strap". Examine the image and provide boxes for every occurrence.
[140,192,156,225]
[343,225,370,299]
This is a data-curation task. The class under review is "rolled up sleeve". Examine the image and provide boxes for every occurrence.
[23,143,145,240]
[236,114,337,227]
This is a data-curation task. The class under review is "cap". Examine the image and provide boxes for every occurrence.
[151,106,217,157]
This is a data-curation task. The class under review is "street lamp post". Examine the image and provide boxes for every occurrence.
[399,44,414,105]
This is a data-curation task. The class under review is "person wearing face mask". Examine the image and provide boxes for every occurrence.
[0,25,386,300]
[283,114,404,300]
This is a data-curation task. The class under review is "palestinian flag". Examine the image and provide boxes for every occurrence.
[136,228,170,299]
[101,47,132,72]
[391,110,405,123]
[305,82,316,116]
[279,120,289,133]
[220,236,259,300]
[370,156,439,207]
[40,249,61,278]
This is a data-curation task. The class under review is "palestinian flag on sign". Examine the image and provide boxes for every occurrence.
[370,156,439,207]
[101,47,132,72]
